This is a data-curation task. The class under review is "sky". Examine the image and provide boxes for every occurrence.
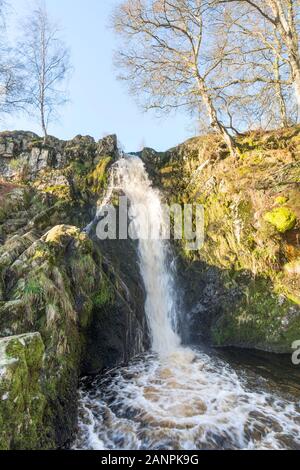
[4,0,197,152]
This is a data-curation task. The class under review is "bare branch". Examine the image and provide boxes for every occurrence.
[18,1,72,141]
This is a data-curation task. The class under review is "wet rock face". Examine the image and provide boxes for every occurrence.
[83,234,148,375]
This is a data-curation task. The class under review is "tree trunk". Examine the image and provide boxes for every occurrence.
[274,55,288,128]
[266,1,300,114]
[41,105,48,145]
[197,77,238,157]
[40,17,48,145]
[293,66,300,112]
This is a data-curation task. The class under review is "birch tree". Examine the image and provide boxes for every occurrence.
[113,0,242,156]
[268,29,297,127]
[20,3,71,142]
[219,4,297,129]
[222,1,300,110]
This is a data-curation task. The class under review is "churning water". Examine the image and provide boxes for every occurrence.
[74,156,300,450]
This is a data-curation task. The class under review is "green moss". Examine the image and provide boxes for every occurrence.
[212,277,300,352]
[264,207,297,233]
[0,333,49,450]
[275,196,289,205]
[42,185,71,201]
[24,279,43,297]
[88,156,112,193]
[31,202,67,230]
[70,160,90,176]
[92,275,115,308]
[70,254,96,294]
[44,224,82,246]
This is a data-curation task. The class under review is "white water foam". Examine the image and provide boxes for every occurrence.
[74,351,300,450]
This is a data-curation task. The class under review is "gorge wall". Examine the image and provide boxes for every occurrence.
[139,127,300,354]
[0,131,147,449]
[1,126,300,449]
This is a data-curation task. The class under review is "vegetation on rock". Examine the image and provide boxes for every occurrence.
[149,126,300,353]
[264,207,297,233]
[1,122,300,447]
[0,333,46,450]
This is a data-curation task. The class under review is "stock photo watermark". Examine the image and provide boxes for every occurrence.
[95,196,205,251]
[292,340,300,366]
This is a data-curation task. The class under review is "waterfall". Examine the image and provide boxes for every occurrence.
[106,155,181,356]
[74,155,300,451]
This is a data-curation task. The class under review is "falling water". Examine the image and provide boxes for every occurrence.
[74,155,300,450]
[112,156,181,356]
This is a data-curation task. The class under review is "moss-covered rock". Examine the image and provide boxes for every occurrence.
[211,276,300,353]
[0,219,146,448]
[0,226,97,448]
[0,131,147,450]
[275,196,289,205]
[264,207,297,233]
[0,333,47,450]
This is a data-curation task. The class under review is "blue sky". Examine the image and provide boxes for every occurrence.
[4,0,197,152]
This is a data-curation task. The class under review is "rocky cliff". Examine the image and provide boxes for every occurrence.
[1,126,300,449]
[0,131,146,449]
[141,127,300,354]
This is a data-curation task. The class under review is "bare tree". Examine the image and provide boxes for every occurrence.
[271,29,295,127]
[218,4,297,129]
[221,1,300,110]
[20,2,71,142]
[113,0,244,156]
[0,1,25,116]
